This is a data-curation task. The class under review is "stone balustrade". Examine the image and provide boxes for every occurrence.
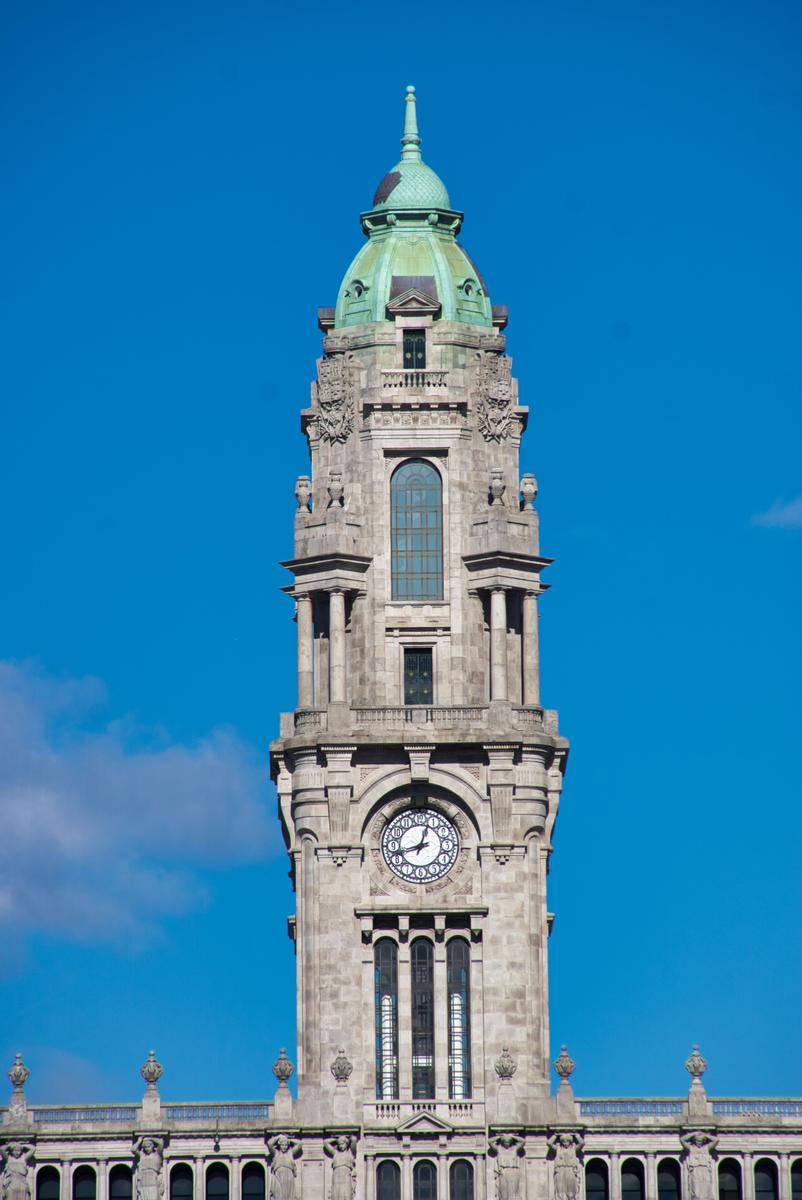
[380,368,449,389]
[292,704,559,735]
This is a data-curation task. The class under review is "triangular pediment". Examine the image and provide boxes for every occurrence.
[396,1110,453,1134]
[386,287,442,317]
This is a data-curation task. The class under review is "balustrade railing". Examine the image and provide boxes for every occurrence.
[579,1099,686,1116]
[364,1099,479,1124]
[380,369,448,390]
[33,1106,138,1123]
[712,1099,802,1116]
[354,706,487,728]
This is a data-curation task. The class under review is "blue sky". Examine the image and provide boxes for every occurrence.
[2,0,801,1104]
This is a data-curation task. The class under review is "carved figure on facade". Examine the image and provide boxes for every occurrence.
[547,1132,584,1200]
[267,1135,302,1200]
[315,354,356,443]
[489,1132,525,1199]
[0,1144,34,1200]
[324,1135,357,1200]
[133,1137,165,1200]
[476,351,514,442]
[680,1131,719,1200]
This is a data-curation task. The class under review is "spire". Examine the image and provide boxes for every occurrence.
[400,84,422,162]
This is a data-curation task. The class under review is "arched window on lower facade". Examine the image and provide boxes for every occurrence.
[792,1162,802,1200]
[390,459,443,601]
[755,1161,778,1200]
[622,1159,645,1200]
[658,1159,682,1200]
[241,1164,265,1200]
[376,1161,401,1200]
[170,1166,193,1200]
[719,1161,743,1200]
[375,937,399,1100]
[586,1160,610,1200]
[109,1167,132,1200]
[411,937,435,1098]
[36,1168,60,1200]
[73,1168,96,1200]
[447,938,471,1099]
[413,1161,437,1200]
[206,1165,229,1200]
[450,1159,474,1200]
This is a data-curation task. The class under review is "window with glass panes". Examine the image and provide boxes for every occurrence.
[403,330,426,369]
[404,648,433,704]
[391,461,443,601]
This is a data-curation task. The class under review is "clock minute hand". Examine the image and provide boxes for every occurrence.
[409,830,429,855]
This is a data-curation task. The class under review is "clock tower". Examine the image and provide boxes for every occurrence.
[270,84,568,1187]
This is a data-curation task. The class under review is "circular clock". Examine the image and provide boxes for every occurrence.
[381,807,459,883]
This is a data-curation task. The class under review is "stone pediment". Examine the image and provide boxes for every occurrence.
[386,287,442,318]
[396,1109,453,1135]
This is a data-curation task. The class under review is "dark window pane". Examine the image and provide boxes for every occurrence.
[622,1161,644,1200]
[791,1163,802,1200]
[403,330,426,369]
[411,938,435,1098]
[391,461,443,601]
[586,1161,609,1200]
[447,938,471,1098]
[242,1166,265,1200]
[377,1162,401,1200]
[37,1169,60,1200]
[170,1168,193,1200]
[719,1163,742,1200]
[755,1163,777,1200]
[375,938,399,1099]
[206,1167,229,1200]
[657,1160,681,1200]
[109,1169,132,1200]
[404,649,433,705]
[450,1160,474,1200]
[73,1169,97,1200]
[413,1161,437,1200]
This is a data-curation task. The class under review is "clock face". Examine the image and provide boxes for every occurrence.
[381,807,459,883]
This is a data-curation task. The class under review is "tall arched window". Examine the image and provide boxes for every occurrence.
[447,937,471,1098]
[450,1160,474,1200]
[657,1159,681,1200]
[719,1161,742,1200]
[73,1168,96,1200]
[37,1169,60,1200]
[586,1160,610,1200]
[377,1162,401,1200]
[413,1161,437,1200]
[170,1167,193,1200]
[411,937,435,1098]
[375,938,399,1099]
[755,1162,778,1200]
[391,460,443,601]
[792,1163,802,1200]
[622,1159,645,1200]
[109,1168,132,1200]
[242,1164,265,1200]
[206,1166,229,1200]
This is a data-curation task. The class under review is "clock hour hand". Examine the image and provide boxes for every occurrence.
[408,830,429,856]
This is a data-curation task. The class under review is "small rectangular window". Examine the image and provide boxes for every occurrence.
[403,329,426,369]
[404,648,433,705]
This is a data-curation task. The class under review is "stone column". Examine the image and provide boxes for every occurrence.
[194,1160,204,1200]
[645,1154,657,1200]
[489,588,508,701]
[97,1162,108,1200]
[610,1154,621,1200]
[296,593,314,708]
[778,1155,790,1200]
[743,1155,755,1200]
[230,1160,240,1200]
[329,589,346,703]
[300,836,320,1079]
[522,590,540,706]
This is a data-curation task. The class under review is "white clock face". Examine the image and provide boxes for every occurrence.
[381,807,459,883]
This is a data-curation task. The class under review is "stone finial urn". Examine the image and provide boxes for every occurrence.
[520,473,538,510]
[489,468,506,506]
[327,472,344,507]
[272,1048,294,1119]
[685,1044,708,1081]
[8,1052,30,1094]
[295,475,312,511]
[140,1049,163,1093]
[7,1052,30,1118]
[554,1044,576,1082]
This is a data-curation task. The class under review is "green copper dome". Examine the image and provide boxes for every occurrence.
[333,87,493,330]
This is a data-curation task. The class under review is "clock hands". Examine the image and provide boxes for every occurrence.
[407,829,429,857]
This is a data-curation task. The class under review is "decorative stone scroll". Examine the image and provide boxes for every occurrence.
[547,1132,584,1200]
[680,1131,719,1200]
[0,1144,34,1200]
[267,1135,302,1200]
[489,1132,525,1199]
[476,351,514,442]
[324,1135,357,1200]
[315,353,356,443]
[133,1137,165,1200]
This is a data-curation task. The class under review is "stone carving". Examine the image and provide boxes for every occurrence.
[133,1137,165,1200]
[6,1055,29,1119]
[476,351,514,442]
[267,1135,302,1200]
[140,1049,163,1092]
[315,354,355,443]
[685,1044,708,1081]
[489,468,506,506]
[324,1135,357,1200]
[0,1144,34,1200]
[495,1047,517,1081]
[272,1048,295,1086]
[520,473,538,510]
[327,472,344,507]
[680,1131,719,1200]
[489,1132,525,1199]
[295,476,312,511]
[330,1048,353,1084]
[553,1045,576,1082]
[548,1132,584,1200]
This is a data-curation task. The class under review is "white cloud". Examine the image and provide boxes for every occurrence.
[0,661,275,951]
[751,496,802,529]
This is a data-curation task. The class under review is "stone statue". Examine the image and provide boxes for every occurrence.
[133,1137,164,1200]
[680,1131,719,1200]
[489,1132,524,1200]
[547,1132,583,1200]
[267,1135,302,1200]
[324,1135,357,1200]
[0,1144,34,1200]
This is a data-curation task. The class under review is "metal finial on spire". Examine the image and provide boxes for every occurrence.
[400,84,422,162]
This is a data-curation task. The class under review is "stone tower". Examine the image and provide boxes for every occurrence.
[270,84,569,1155]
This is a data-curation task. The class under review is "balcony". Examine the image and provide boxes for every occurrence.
[290,705,559,736]
[380,369,448,390]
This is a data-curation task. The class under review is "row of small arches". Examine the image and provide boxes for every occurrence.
[34,1164,266,1200]
[586,1156,802,1200]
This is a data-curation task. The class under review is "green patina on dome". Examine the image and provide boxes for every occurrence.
[334,87,493,330]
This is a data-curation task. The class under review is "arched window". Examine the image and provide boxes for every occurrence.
[391,460,443,601]
[622,1159,645,1200]
[170,1166,193,1200]
[73,1168,96,1200]
[450,1160,474,1200]
[755,1162,778,1200]
[242,1165,265,1200]
[586,1160,610,1200]
[792,1162,802,1200]
[658,1159,681,1200]
[719,1161,742,1200]
[206,1165,229,1200]
[375,938,399,1099]
[413,1161,437,1200]
[411,937,435,1098]
[377,1162,401,1200]
[37,1169,60,1200]
[447,937,471,1099]
[109,1168,132,1200]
